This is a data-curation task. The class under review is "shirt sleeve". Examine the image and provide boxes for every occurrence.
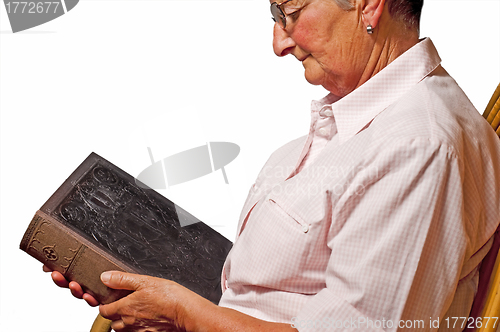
[294,137,473,332]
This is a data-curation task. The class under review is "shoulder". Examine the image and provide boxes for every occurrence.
[369,65,500,161]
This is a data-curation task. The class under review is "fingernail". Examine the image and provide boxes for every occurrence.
[101,272,111,283]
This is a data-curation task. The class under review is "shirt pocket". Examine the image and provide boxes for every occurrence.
[268,198,311,234]
[227,189,331,290]
[266,182,331,235]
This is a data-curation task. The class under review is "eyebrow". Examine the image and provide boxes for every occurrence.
[283,0,306,10]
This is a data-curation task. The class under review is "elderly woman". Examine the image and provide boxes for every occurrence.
[47,0,500,331]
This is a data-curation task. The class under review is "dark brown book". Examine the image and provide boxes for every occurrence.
[20,152,233,305]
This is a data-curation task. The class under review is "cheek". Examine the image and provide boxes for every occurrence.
[290,14,324,51]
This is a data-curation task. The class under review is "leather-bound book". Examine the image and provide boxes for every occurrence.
[20,152,233,305]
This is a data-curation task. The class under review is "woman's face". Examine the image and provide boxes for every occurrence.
[272,0,371,97]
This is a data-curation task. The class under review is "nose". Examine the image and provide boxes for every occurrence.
[272,23,296,57]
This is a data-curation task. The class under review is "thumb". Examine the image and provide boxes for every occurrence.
[100,271,144,291]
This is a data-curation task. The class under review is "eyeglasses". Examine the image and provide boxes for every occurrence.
[270,0,294,28]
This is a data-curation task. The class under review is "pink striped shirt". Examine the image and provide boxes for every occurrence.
[219,38,500,331]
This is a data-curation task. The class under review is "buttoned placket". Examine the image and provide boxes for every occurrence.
[294,104,338,174]
[316,105,336,139]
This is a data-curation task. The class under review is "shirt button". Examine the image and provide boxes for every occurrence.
[302,224,309,233]
[323,109,333,117]
[318,127,328,136]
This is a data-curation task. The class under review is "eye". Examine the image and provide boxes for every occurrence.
[289,9,301,20]
[284,6,303,21]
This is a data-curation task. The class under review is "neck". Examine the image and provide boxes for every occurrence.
[355,10,420,90]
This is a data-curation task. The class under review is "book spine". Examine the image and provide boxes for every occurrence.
[20,210,133,304]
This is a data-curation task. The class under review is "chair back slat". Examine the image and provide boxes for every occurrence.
[484,83,500,137]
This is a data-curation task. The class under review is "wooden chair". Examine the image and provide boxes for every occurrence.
[483,83,500,138]
[90,314,111,332]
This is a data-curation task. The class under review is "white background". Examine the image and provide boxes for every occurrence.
[1,1,499,331]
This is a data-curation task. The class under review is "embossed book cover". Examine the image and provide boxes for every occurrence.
[20,152,233,305]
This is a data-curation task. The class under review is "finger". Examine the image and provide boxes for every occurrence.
[42,265,52,273]
[83,293,100,307]
[69,281,84,299]
[110,320,125,331]
[51,271,69,288]
[100,271,145,291]
[99,302,124,321]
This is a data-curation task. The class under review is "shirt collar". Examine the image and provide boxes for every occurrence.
[311,38,442,144]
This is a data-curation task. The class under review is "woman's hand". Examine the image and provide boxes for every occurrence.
[98,271,297,332]
[42,265,100,307]
[98,271,202,332]
[44,268,297,331]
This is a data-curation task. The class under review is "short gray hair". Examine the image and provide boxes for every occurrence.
[333,0,423,30]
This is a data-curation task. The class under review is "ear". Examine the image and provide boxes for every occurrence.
[361,0,385,29]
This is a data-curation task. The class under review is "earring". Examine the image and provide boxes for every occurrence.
[362,12,374,34]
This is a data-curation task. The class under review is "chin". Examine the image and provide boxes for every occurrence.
[303,65,349,97]
[303,70,322,87]
[304,72,341,96]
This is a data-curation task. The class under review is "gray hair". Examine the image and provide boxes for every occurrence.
[334,0,355,11]
[333,0,424,30]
